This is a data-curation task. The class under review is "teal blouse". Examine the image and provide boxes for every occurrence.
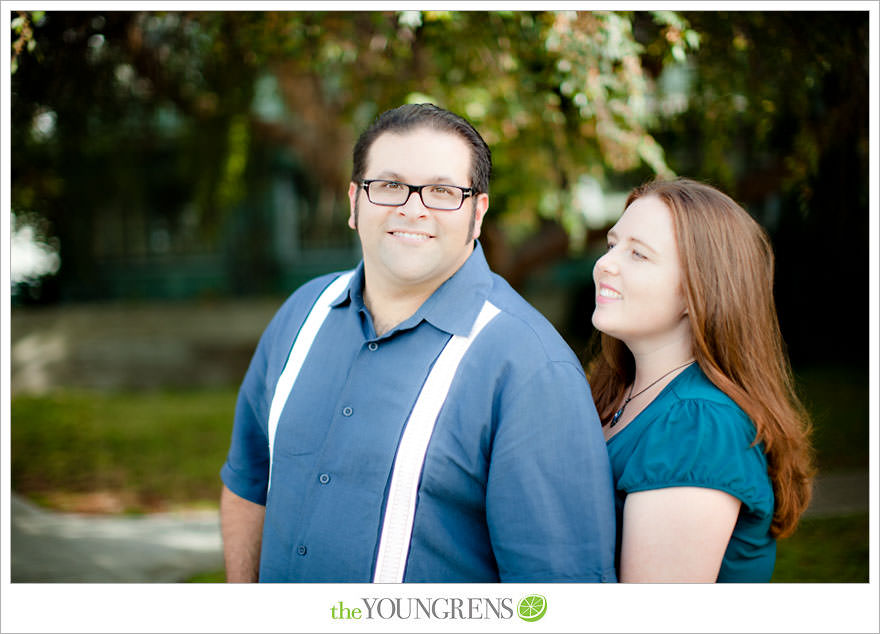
[605,364,776,582]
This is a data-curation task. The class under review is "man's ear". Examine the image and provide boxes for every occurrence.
[471,192,489,240]
[348,182,358,230]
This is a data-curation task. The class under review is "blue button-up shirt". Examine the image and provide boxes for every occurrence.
[221,243,616,582]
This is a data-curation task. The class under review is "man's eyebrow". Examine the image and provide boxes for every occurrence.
[374,171,405,181]
[372,171,459,184]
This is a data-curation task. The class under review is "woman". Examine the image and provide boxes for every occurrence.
[589,178,814,582]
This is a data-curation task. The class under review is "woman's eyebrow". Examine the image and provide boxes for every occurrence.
[629,236,658,255]
[607,229,658,254]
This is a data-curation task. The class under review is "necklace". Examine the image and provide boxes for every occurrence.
[609,360,695,427]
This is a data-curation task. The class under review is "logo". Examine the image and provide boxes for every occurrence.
[329,594,548,622]
[517,594,547,622]
[330,598,513,621]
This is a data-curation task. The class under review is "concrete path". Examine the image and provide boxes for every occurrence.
[8,470,869,583]
[10,494,223,583]
[11,298,282,394]
[805,469,871,519]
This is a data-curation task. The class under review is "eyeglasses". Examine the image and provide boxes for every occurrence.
[361,179,474,211]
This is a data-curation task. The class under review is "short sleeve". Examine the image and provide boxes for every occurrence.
[616,399,774,518]
[220,340,271,505]
[486,360,617,582]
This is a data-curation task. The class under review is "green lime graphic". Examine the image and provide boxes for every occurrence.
[517,595,547,622]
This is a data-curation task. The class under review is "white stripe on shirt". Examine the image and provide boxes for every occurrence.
[266,270,355,491]
[372,300,500,583]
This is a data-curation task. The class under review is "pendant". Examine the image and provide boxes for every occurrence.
[610,407,624,427]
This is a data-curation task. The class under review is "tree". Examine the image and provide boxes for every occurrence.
[644,11,869,365]
[11,10,696,298]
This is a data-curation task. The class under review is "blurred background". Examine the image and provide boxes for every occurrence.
[8,10,870,582]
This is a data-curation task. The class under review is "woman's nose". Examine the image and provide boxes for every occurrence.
[594,250,618,275]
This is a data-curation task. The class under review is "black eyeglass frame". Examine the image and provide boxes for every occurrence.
[361,179,475,211]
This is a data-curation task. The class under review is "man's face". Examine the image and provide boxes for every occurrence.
[348,127,489,296]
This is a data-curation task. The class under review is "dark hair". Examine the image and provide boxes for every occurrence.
[351,103,491,194]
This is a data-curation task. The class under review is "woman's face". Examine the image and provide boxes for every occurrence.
[591,195,690,353]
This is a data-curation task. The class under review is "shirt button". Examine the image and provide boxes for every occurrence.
[368,342,378,351]
[297,545,307,556]
[319,473,331,484]
[342,406,353,417]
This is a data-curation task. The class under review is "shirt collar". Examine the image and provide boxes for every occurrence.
[329,261,366,309]
[329,241,494,337]
[416,241,494,336]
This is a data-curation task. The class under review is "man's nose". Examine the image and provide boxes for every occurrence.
[397,189,428,217]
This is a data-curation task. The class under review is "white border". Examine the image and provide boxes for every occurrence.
[868,0,880,616]
[3,1,880,10]
[1,583,879,633]
[2,3,878,633]
[1,0,13,614]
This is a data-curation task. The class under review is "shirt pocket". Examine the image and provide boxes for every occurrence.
[272,406,329,457]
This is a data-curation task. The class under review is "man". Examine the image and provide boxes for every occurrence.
[220,103,616,582]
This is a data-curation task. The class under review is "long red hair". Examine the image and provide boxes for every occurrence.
[588,178,814,538]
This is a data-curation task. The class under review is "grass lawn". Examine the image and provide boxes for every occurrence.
[185,513,871,583]
[772,513,869,582]
[186,514,870,583]
[182,513,868,583]
[186,569,227,582]
[11,364,867,510]
[11,387,238,513]
[10,363,870,582]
